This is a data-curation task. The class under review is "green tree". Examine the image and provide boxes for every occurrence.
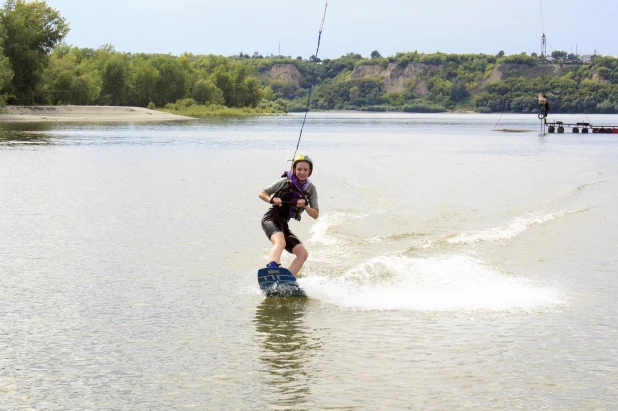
[100,54,129,105]
[0,0,69,104]
[50,69,74,104]
[43,45,77,103]
[152,55,187,107]
[191,79,224,105]
[269,79,296,100]
[192,54,229,76]
[0,42,13,103]
[70,74,98,105]
[229,64,251,107]
[242,76,262,107]
[370,50,382,59]
[419,53,446,65]
[129,57,160,107]
[450,77,469,101]
[209,65,233,105]
[208,62,261,107]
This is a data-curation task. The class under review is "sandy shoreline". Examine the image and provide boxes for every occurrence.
[0,106,194,122]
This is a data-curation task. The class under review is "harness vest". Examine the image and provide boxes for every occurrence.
[272,170,312,221]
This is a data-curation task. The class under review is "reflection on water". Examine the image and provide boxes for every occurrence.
[253,298,321,409]
[0,122,54,145]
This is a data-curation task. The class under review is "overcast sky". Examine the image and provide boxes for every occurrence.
[44,0,618,59]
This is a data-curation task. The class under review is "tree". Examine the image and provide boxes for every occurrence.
[71,74,99,105]
[100,54,129,105]
[450,77,469,101]
[129,57,160,107]
[269,79,296,100]
[242,76,262,107]
[0,42,13,103]
[50,69,74,104]
[551,50,568,59]
[0,0,69,104]
[152,55,187,107]
[370,50,382,59]
[207,62,262,107]
[191,79,224,105]
[209,65,233,106]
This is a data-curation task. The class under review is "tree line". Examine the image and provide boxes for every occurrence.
[288,51,618,114]
[1,0,618,114]
[0,0,264,110]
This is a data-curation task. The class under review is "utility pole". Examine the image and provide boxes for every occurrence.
[541,33,547,61]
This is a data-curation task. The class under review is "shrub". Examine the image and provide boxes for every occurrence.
[288,105,308,113]
[402,102,446,113]
[359,105,396,112]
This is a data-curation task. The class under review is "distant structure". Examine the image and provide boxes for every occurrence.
[539,0,546,61]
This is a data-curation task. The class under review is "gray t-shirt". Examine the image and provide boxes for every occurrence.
[264,177,319,210]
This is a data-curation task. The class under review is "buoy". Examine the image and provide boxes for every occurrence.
[548,126,555,133]
[558,126,564,133]
[572,127,579,133]
[582,128,589,133]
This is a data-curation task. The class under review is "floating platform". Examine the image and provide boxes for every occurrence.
[492,128,535,133]
[545,120,618,134]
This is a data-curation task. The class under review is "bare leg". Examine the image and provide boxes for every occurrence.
[268,232,286,264]
[288,244,309,276]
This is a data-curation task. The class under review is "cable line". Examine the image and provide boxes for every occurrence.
[292,1,329,161]
[493,111,505,130]
[539,0,545,34]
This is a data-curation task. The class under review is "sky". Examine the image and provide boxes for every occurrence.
[43,0,618,59]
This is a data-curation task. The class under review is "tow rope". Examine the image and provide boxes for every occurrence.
[292,1,329,161]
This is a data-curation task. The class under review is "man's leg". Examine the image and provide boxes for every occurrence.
[288,244,308,276]
[268,232,286,265]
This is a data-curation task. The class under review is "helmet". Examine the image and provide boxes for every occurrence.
[292,154,313,175]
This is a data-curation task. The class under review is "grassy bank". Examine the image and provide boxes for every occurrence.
[160,101,285,117]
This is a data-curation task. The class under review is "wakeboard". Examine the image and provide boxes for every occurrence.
[257,267,306,297]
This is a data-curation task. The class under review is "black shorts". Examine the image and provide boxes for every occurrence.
[261,208,302,253]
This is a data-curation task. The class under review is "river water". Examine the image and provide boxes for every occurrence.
[1,113,617,410]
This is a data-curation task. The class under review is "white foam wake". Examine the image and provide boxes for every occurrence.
[307,210,368,245]
[446,209,586,245]
[299,254,564,311]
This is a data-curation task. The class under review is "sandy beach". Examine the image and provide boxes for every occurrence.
[0,106,193,122]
